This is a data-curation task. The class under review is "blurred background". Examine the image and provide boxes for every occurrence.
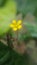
[0,0,37,65]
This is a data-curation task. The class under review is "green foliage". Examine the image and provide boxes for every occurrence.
[0,0,16,35]
[17,0,37,17]
[0,42,11,65]
[34,7,37,17]
[24,21,37,36]
[0,0,7,7]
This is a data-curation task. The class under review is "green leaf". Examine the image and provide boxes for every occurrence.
[0,0,16,35]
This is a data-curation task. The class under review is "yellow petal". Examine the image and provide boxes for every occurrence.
[12,20,17,25]
[18,25,22,29]
[17,20,22,25]
[10,24,14,28]
[13,27,17,31]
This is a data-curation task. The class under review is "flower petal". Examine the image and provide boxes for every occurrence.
[12,20,16,25]
[10,24,14,28]
[18,25,22,29]
[17,20,22,25]
[13,27,17,31]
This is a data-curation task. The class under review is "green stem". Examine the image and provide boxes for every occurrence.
[17,30,18,43]
[7,29,13,49]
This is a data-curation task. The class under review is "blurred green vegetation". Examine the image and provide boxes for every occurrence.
[0,0,37,37]
[0,0,37,65]
[0,0,16,35]
[17,0,37,17]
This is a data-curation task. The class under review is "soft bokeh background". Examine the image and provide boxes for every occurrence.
[0,0,37,64]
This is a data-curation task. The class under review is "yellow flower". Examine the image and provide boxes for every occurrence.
[10,20,22,31]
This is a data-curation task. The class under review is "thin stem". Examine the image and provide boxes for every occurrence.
[6,30,13,49]
[15,30,18,44]
[17,30,20,45]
